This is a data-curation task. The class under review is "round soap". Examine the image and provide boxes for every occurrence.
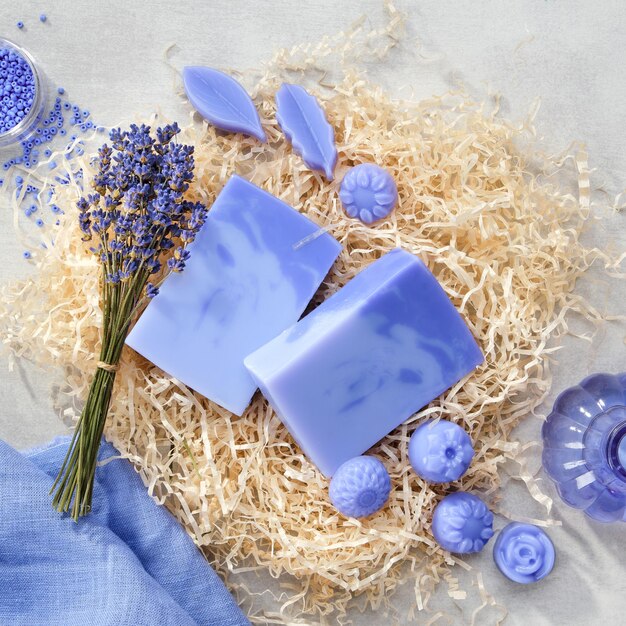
[339,163,397,224]
[329,455,391,518]
[432,492,494,554]
[408,419,474,483]
[493,522,555,584]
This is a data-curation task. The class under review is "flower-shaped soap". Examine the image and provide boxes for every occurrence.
[493,522,555,584]
[432,492,494,553]
[409,419,474,483]
[329,455,391,518]
[339,164,397,224]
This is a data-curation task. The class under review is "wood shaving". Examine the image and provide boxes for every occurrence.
[0,3,622,623]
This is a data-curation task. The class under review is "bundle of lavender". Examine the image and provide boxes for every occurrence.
[51,122,207,520]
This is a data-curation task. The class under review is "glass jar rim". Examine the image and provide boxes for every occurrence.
[0,37,45,148]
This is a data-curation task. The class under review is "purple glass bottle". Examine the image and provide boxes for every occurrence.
[542,372,626,523]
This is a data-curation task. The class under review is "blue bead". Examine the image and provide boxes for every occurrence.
[36,219,44,227]
[49,161,57,169]
[44,149,51,157]
[59,129,66,136]
[23,251,32,259]
[15,175,23,184]
[16,21,24,29]
[40,14,47,23]
[58,87,65,95]
[329,456,391,518]
[493,523,555,584]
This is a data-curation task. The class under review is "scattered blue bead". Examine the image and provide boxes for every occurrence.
[493,523,555,584]
[40,14,47,23]
[23,251,31,259]
[16,21,24,29]
[329,456,391,518]
[44,149,51,157]
[15,175,23,184]
[29,204,37,213]
[35,218,44,227]
[58,87,64,95]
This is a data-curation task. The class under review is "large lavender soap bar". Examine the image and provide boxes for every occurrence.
[244,248,484,476]
[126,175,341,415]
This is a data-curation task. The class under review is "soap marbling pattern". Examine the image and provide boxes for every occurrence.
[126,176,341,415]
[245,248,484,476]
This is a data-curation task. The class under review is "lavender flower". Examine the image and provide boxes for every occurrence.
[79,123,207,296]
[52,123,208,521]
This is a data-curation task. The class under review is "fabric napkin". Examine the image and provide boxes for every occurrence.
[0,436,250,626]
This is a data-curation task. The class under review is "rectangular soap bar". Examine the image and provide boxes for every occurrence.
[244,248,484,476]
[126,175,341,415]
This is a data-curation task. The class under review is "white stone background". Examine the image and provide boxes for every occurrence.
[0,1,624,624]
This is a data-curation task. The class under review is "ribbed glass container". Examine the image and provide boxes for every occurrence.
[542,372,626,522]
[0,38,46,149]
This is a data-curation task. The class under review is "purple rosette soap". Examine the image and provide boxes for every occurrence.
[329,456,391,518]
[409,419,474,483]
[493,522,555,584]
[432,492,493,554]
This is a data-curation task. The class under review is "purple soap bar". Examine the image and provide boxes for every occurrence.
[126,175,341,415]
[244,248,484,476]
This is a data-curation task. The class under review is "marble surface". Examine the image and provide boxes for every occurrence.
[0,1,624,624]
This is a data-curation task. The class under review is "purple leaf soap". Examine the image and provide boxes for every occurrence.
[182,66,266,142]
[275,84,337,180]
[432,492,494,554]
[409,419,474,483]
[340,164,397,224]
[244,248,484,476]
[493,522,555,584]
[329,456,391,518]
[126,175,341,415]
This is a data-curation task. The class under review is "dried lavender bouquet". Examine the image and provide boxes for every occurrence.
[51,123,207,520]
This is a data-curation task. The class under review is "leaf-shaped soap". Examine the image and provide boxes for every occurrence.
[182,66,266,142]
[275,84,337,180]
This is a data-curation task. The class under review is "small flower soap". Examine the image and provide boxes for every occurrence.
[493,522,555,584]
[339,164,397,224]
[432,492,494,554]
[408,419,474,483]
[329,456,391,518]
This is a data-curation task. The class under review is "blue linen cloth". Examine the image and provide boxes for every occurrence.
[0,436,250,626]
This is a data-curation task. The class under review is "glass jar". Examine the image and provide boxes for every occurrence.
[0,38,47,149]
[542,372,626,523]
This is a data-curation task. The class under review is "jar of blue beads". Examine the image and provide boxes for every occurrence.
[0,38,46,149]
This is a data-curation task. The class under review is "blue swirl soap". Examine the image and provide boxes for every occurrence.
[409,419,474,483]
[329,456,391,518]
[244,248,484,476]
[493,522,555,584]
[126,176,341,415]
[432,492,494,554]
